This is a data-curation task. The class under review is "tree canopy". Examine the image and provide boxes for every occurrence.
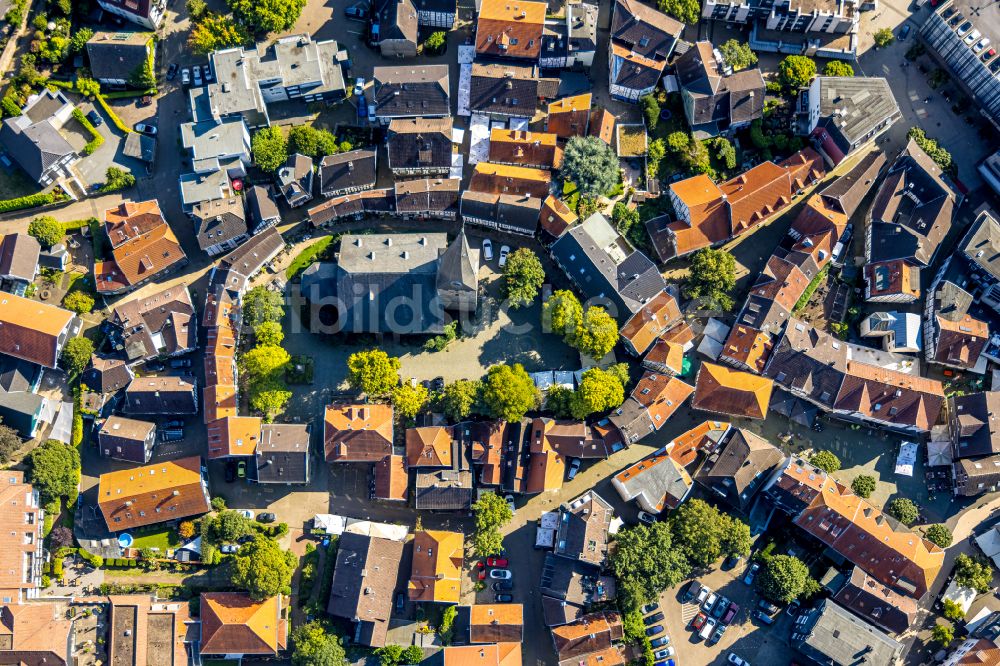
[924,524,953,549]
[671,499,751,567]
[472,492,512,557]
[683,248,736,311]
[63,291,95,315]
[809,450,841,473]
[26,439,80,504]
[231,534,296,599]
[242,344,291,383]
[254,321,284,346]
[570,367,625,419]
[824,60,854,77]
[610,522,691,610]
[202,510,254,544]
[851,475,876,498]
[573,306,619,360]
[543,289,583,343]
[227,0,306,33]
[908,127,953,173]
[502,248,545,309]
[932,624,954,647]
[612,202,640,236]
[953,554,992,593]
[0,421,21,464]
[561,136,620,197]
[640,94,660,130]
[61,337,94,377]
[242,287,284,327]
[719,40,758,71]
[346,350,401,396]
[440,380,481,422]
[252,126,288,172]
[886,497,919,525]
[778,55,817,89]
[657,0,700,24]
[287,125,339,159]
[189,13,249,55]
[874,27,895,48]
[480,363,539,421]
[291,621,348,666]
[392,381,429,421]
[756,554,819,603]
[28,216,63,248]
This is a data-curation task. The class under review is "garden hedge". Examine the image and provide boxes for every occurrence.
[71,108,104,155]
[0,192,60,214]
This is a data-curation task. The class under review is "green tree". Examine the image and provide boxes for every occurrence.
[824,60,854,77]
[401,645,424,664]
[809,450,841,473]
[932,624,954,647]
[953,554,993,594]
[231,534,295,600]
[249,377,293,421]
[942,599,965,622]
[291,621,348,666]
[480,363,539,421]
[561,135,620,197]
[612,202,640,235]
[714,137,736,170]
[440,380,481,421]
[756,554,818,603]
[851,474,876,498]
[657,0,700,24]
[685,137,712,175]
[502,248,545,309]
[287,125,339,158]
[640,94,660,130]
[647,138,666,180]
[189,13,249,55]
[607,363,631,390]
[874,28,895,48]
[241,344,291,383]
[25,439,80,504]
[719,39,758,71]
[0,421,22,464]
[683,247,736,311]
[69,28,94,54]
[76,77,101,99]
[720,514,752,559]
[610,523,691,610]
[887,498,919,525]
[62,291,94,315]
[570,367,625,419]
[545,385,575,418]
[254,321,284,346]
[227,0,306,33]
[346,350,401,396]
[925,524,953,548]
[542,289,583,342]
[423,30,446,54]
[907,127,953,172]
[129,57,156,89]
[253,126,288,173]
[778,55,817,89]
[375,645,405,666]
[667,131,690,153]
[574,306,618,360]
[472,492,512,557]
[243,286,284,327]
[392,381,429,421]
[100,167,135,193]
[671,499,729,567]
[28,215,64,248]
[61,337,94,377]
[203,510,254,543]
[439,605,458,644]
[186,0,208,19]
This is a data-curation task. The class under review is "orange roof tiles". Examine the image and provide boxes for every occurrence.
[0,292,76,368]
[324,403,394,462]
[526,447,565,493]
[630,372,694,428]
[560,646,626,666]
[104,200,166,248]
[865,259,920,300]
[203,384,238,424]
[470,604,524,643]
[98,455,210,531]
[547,94,592,138]
[107,594,193,666]
[488,129,562,169]
[475,0,546,59]
[539,195,578,237]
[409,530,464,603]
[589,108,616,145]
[442,643,523,666]
[720,161,793,235]
[374,454,408,501]
[833,361,944,432]
[692,362,773,420]
[406,426,454,468]
[668,419,731,466]
[206,416,262,459]
[779,147,826,191]
[719,325,773,373]
[200,592,286,657]
[619,290,682,356]
[551,611,623,660]
[98,202,187,293]
[0,603,74,660]
[642,337,685,375]
[469,162,552,199]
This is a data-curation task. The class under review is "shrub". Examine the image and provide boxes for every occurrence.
[93,93,131,133]
[1,95,22,117]
[851,475,876,498]
[99,166,136,193]
[887,498,920,525]
[874,28,895,48]
[63,291,95,314]
[809,450,840,473]
[28,216,64,247]
[423,30,446,54]
[924,524,953,548]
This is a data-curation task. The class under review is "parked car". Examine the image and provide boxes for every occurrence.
[699,617,717,641]
[712,596,730,620]
[396,592,405,611]
[498,245,510,267]
[641,602,660,615]
[357,93,368,119]
[983,47,997,61]
[650,636,670,648]
[236,509,254,519]
[696,585,711,606]
[203,64,213,82]
[492,580,513,591]
[566,457,582,480]
[728,654,750,666]
[899,24,911,39]
[682,580,702,603]
[193,67,203,86]
[644,612,665,625]
[237,461,246,479]
[344,1,369,18]
[974,37,991,53]
[637,511,657,525]
[709,623,727,645]
[166,63,178,80]
[159,429,183,441]
[787,601,801,616]
[965,29,982,45]
[486,557,508,568]
[645,625,664,637]
[495,593,513,602]
[354,77,365,97]
[722,555,741,570]
[169,358,191,369]
[655,648,675,659]
[219,544,238,554]
[703,592,718,612]
[181,68,191,85]
[86,109,104,127]
[744,562,760,585]
[755,610,776,625]
[502,494,515,514]
[722,602,740,625]
[134,123,158,136]
[489,569,512,580]
[145,360,165,372]
[482,239,493,261]
[758,600,780,615]
[257,512,277,523]
[957,20,973,35]
[690,612,707,631]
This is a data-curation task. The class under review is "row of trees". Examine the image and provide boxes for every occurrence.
[241,287,292,420]
[542,289,619,360]
[252,125,354,172]
[547,365,629,420]
[188,0,306,54]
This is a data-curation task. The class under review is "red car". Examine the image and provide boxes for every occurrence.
[691,612,707,631]
[476,561,487,580]
[487,557,509,568]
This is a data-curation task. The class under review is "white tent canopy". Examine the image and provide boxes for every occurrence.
[894,441,918,476]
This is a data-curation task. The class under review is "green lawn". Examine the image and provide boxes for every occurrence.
[286,235,335,280]
[130,527,181,551]
[562,180,580,211]
[0,166,38,201]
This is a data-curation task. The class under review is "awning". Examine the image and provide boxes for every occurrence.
[895,441,918,476]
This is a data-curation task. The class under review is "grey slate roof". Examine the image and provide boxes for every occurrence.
[319,150,377,195]
[123,132,156,162]
[676,42,764,135]
[387,118,453,172]
[550,213,666,317]
[0,233,40,282]
[951,392,1000,459]
[414,468,473,510]
[376,0,418,43]
[253,423,310,484]
[0,90,75,183]
[792,599,902,666]
[0,355,41,393]
[693,428,785,511]
[212,227,285,295]
[611,0,682,59]
[327,532,403,648]
[961,209,1000,282]
[393,178,460,215]
[819,149,887,217]
[814,76,900,153]
[277,153,314,205]
[763,319,848,408]
[246,185,280,230]
[192,197,248,252]
[460,191,542,235]
[436,230,477,295]
[85,31,150,81]
[373,65,450,119]
[0,389,44,437]
[470,63,552,117]
[123,376,198,414]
